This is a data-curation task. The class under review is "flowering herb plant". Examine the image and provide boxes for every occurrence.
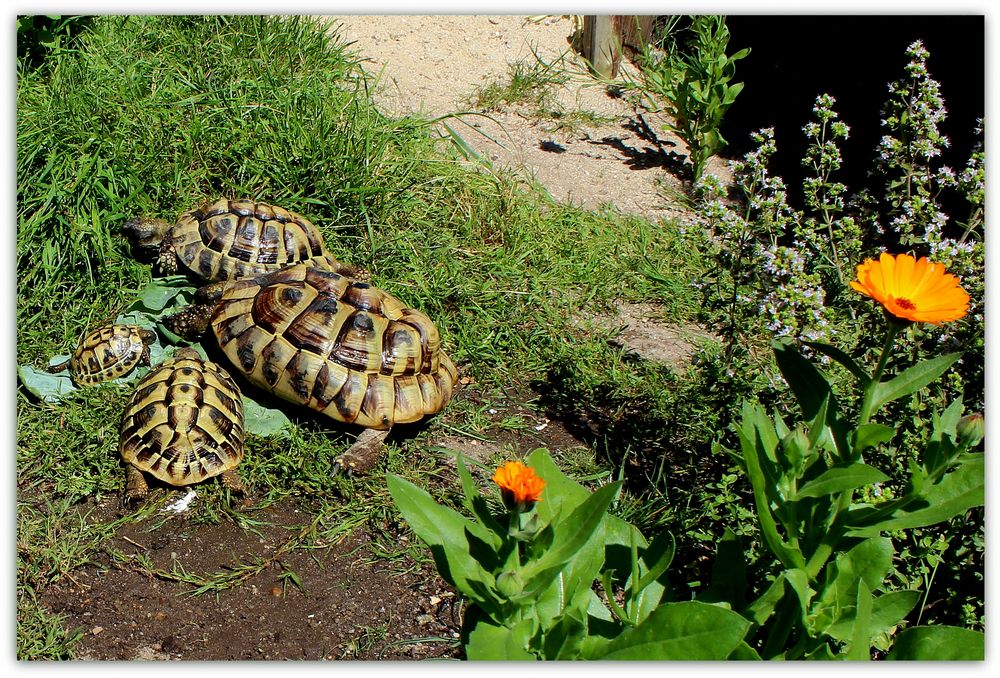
[727,254,983,659]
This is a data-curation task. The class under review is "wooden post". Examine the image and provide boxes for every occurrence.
[581,16,658,78]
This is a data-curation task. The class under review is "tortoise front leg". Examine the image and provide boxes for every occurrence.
[333,428,390,476]
[156,239,180,275]
[124,465,149,503]
[220,469,246,496]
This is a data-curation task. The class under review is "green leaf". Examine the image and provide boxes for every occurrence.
[241,395,292,438]
[726,641,761,660]
[128,275,196,314]
[456,455,504,548]
[698,528,746,608]
[845,578,872,660]
[852,423,895,454]
[869,352,962,412]
[386,473,501,608]
[772,338,834,421]
[887,626,984,660]
[736,417,804,569]
[803,340,870,385]
[464,614,536,660]
[518,482,620,593]
[795,463,889,499]
[744,575,787,627]
[587,601,751,660]
[541,608,587,660]
[17,364,77,403]
[826,590,920,641]
[809,538,893,640]
[847,455,984,536]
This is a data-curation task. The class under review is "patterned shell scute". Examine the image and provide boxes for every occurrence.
[119,350,245,487]
[171,198,340,281]
[69,325,152,386]
[210,263,458,430]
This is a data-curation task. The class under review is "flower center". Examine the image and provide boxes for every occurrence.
[895,297,917,311]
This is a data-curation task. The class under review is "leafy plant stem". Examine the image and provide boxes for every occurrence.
[859,321,902,424]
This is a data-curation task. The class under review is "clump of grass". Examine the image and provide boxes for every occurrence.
[468,57,569,112]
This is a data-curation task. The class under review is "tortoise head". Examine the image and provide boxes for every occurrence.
[121,217,171,255]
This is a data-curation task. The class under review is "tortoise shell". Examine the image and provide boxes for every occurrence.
[62,324,156,387]
[206,263,457,429]
[119,347,245,487]
[131,198,360,282]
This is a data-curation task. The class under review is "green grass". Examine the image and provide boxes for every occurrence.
[16,15,712,658]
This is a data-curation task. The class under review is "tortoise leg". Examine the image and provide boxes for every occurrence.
[156,240,179,275]
[124,465,149,503]
[333,428,390,476]
[47,357,71,374]
[162,302,217,340]
[220,469,246,496]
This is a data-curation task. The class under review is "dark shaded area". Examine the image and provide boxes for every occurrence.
[720,15,985,207]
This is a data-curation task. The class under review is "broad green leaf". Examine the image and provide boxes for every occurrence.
[772,338,834,421]
[803,340,870,385]
[826,590,920,641]
[386,474,479,554]
[736,421,804,569]
[727,641,761,660]
[795,463,889,499]
[887,626,984,660]
[869,352,961,412]
[17,364,77,403]
[852,423,895,454]
[845,578,872,660]
[810,538,893,640]
[128,275,196,313]
[519,482,619,588]
[784,568,813,621]
[698,528,745,608]
[526,448,593,520]
[241,395,292,438]
[587,601,751,660]
[847,455,984,536]
[455,455,504,548]
[541,608,587,660]
[465,615,535,660]
[744,575,786,627]
[384,496,501,616]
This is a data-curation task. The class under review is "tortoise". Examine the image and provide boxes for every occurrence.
[162,263,458,473]
[122,197,365,283]
[118,346,246,501]
[49,324,157,387]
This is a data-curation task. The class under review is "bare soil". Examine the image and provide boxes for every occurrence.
[41,15,711,661]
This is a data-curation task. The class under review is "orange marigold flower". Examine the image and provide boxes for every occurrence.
[493,461,546,511]
[850,252,969,324]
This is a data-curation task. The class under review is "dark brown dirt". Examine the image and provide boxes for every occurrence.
[38,385,597,661]
[41,499,462,660]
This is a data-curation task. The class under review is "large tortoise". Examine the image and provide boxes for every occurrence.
[49,324,157,387]
[163,263,458,473]
[122,197,364,282]
[119,347,246,501]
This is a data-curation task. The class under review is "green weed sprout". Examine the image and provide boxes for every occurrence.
[638,15,749,183]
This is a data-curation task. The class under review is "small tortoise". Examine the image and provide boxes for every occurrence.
[163,263,458,473]
[119,347,246,501]
[122,197,364,282]
[49,324,157,387]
